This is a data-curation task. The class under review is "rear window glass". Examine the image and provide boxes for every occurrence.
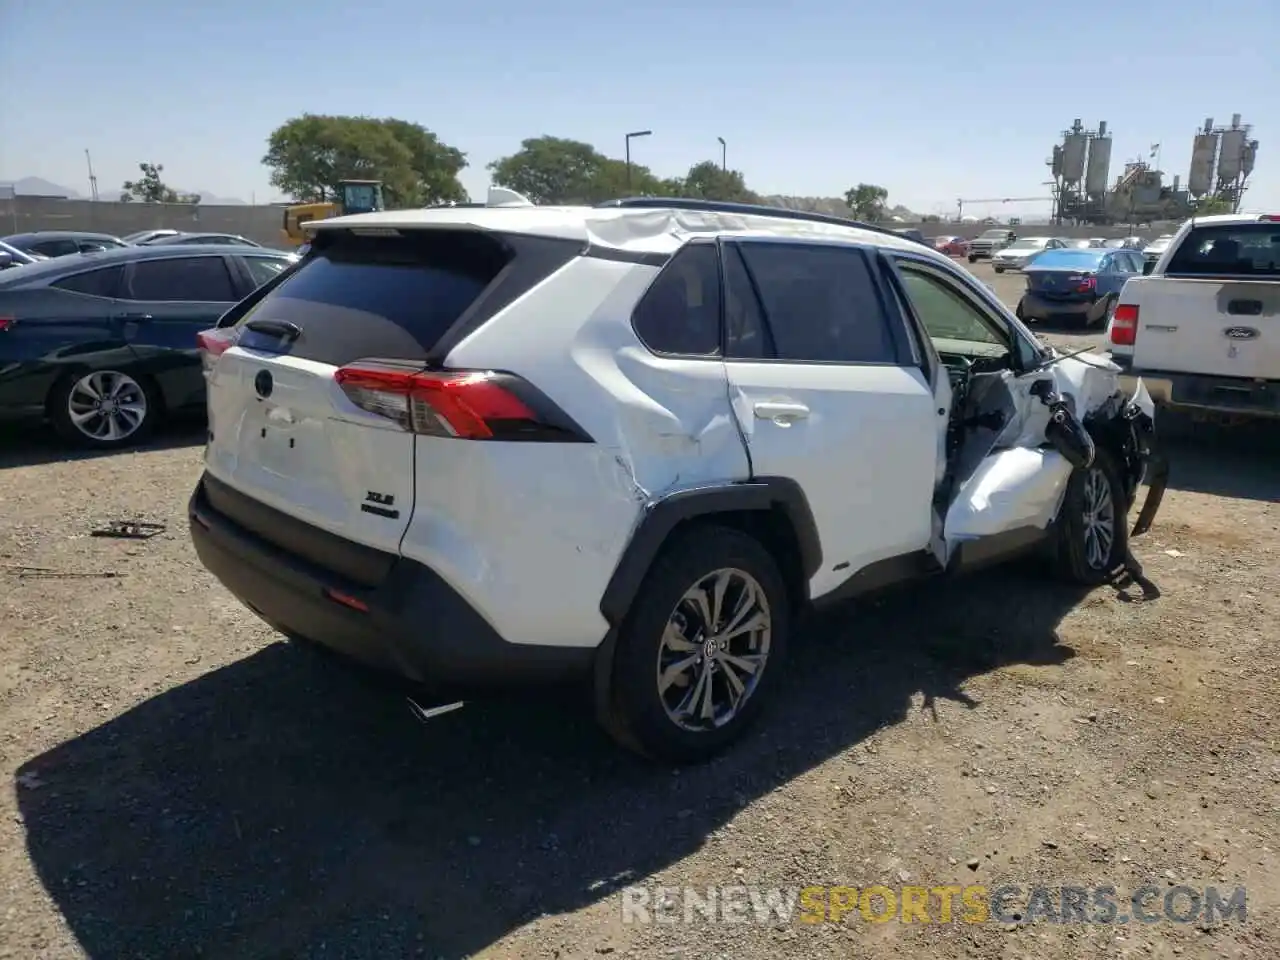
[236,230,511,366]
[1165,223,1280,277]
[1025,249,1104,269]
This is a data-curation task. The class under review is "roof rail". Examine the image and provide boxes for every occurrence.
[595,196,898,238]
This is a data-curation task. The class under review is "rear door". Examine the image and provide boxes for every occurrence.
[719,239,943,600]
[1131,221,1280,379]
[118,254,241,410]
[203,227,527,553]
[0,265,132,416]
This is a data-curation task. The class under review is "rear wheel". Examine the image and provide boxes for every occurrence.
[1091,294,1117,330]
[1054,448,1128,585]
[968,254,978,263]
[49,369,159,449]
[602,527,789,763]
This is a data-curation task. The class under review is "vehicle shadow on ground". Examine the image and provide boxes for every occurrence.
[17,566,1100,959]
[0,418,206,471]
[1159,412,1280,502]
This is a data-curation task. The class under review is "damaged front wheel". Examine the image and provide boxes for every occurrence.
[1054,448,1129,586]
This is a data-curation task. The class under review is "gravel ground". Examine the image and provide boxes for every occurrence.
[2,263,1278,960]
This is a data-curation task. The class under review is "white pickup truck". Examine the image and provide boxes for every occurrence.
[1106,213,1280,419]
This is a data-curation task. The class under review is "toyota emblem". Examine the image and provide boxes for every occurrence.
[254,369,274,398]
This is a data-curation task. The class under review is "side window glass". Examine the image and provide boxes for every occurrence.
[126,257,238,302]
[897,266,1005,349]
[737,242,895,363]
[244,257,288,287]
[631,243,721,357]
[722,244,771,359]
[33,239,79,257]
[51,266,124,298]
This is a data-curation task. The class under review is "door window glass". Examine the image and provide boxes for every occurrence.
[736,241,896,363]
[126,257,238,301]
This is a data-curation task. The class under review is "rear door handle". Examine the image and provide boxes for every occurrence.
[1227,299,1262,316]
[753,401,810,424]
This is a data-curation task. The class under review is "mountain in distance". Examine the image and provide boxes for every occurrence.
[1,176,247,205]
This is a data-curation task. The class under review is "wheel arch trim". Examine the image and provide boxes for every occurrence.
[598,476,822,627]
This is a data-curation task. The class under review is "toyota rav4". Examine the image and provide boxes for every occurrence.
[190,196,1167,763]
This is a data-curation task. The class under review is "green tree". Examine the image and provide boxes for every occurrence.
[488,136,611,204]
[489,137,714,204]
[680,161,758,203]
[263,114,467,208]
[844,183,889,221]
[120,163,198,204]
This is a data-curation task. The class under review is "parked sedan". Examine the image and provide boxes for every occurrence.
[988,238,1070,272]
[1015,246,1144,328]
[0,244,296,448]
[989,236,1068,272]
[933,235,969,257]
[142,232,263,247]
[2,231,128,258]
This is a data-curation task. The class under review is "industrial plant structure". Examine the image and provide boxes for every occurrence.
[1047,115,1259,225]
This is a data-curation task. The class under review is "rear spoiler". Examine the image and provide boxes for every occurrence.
[300,187,536,236]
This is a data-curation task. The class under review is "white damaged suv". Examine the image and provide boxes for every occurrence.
[190,196,1167,763]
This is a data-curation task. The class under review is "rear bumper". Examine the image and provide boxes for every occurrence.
[1019,293,1096,320]
[189,474,595,694]
[1115,365,1280,419]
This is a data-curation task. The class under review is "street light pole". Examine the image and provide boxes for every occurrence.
[717,137,726,172]
[625,130,652,192]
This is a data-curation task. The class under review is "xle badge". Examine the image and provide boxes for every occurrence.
[361,490,399,520]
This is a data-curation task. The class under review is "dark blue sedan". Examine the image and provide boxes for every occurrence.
[1015,246,1145,328]
[0,243,296,448]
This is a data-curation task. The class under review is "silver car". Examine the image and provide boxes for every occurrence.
[990,236,1068,272]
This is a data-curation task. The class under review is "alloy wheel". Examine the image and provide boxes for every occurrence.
[1081,467,1116,570]
[656,567,772,732]
[66,370,148,443]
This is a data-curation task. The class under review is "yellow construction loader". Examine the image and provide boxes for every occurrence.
[280,180,384,246]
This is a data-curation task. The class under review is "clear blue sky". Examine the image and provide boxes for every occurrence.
[1,1,1276,217]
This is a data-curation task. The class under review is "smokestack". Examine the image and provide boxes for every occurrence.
[1098,120,1107,137]
[1231,113,1242,129]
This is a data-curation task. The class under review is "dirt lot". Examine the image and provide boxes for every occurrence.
[2,264,1278,959]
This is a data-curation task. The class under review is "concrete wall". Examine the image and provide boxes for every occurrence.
[1,196,1182,249]
[0,197,286,247]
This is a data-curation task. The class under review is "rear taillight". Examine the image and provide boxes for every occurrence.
[0,316,13,332]
[197,327,240,375]
[334,363,591,442]
[1076,275,1097,293]
[1259,214,1280,222]
[1110,304,1138,346]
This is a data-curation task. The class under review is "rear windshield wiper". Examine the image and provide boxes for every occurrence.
[244,319,301,342]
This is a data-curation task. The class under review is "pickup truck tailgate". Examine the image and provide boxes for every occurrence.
[1131,278,1280,380]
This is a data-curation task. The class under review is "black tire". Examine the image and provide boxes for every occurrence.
[968,255,978,263]
[1054,447,1129,585]
[1014,299,1027,322]
[993,266,1005,274]
[601,525,790,764]
[49,368,160,450]
[1091,295,1117,330]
